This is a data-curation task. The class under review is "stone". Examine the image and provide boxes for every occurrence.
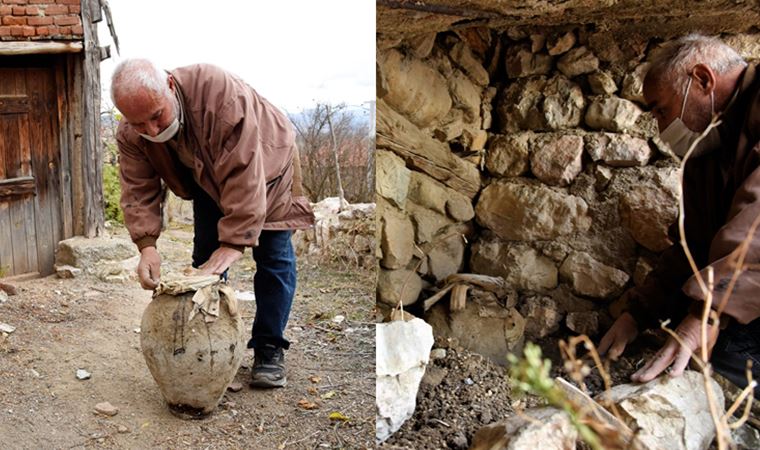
[117,425,129,434]
[426,297,524,365]
[529,33,545,53]
[0,322,16,334]
[585,96,642,132]
[621,63,650,105]
[559,251,630,299]
[0,282,18,296]
[430,348,447,360]
[95,257,138,284]
[557,46,599,78]
[376,318,434,444]
[485,133,532,177]
[543,75,585,130]
[227,382,243,392]
[519,296,562,339]
[408,171,449,215]
[433,109,465,142]
[634,257,655,287]
[530,134,584,186]
[496,77,547,132]
[407,202,453,244]
[461,128,488,151]
[55,265,81,279]
[448,70,482,124]
[76,369,91,380]
[475,180,592,241]
[56,236,138,274]
[594,164,614,191]
[405,33,436,59]
[376,150,410,209]
[378,49,452,128]
[471,239,558,292]
[619,180,680,252]
[426,234,465,282]
[94,402,119,417]
[0,291,7,304]
[445,193,475,222]
[380,208,414,270]
[566,311,600,336]
[585,133,652,167]
[449,41,489,86]
[547,31,576,56]
[588,31,625,63]
[377,269,423,307]
[471,407,578,450]
[597,371,724,450]
[505,46,553,79]
[588,71,618,95]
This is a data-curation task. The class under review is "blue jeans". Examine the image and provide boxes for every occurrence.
[711,317,760,399]
[191,186,295,351]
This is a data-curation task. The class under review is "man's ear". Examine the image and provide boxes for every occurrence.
[167,74,175,92]
[691,63,715,93]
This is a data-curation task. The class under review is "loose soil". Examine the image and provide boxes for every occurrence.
[0,225,375,449]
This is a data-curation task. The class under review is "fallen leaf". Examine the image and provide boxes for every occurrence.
[297,399,319,410]
[321,391,336,400]
[308,375,322,384]
[328,411,349,422]
[307,386,318,395]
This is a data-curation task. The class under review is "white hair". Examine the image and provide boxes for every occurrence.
[647,34,747,91]
[110,58,171,105]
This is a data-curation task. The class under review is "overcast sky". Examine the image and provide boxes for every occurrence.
[98,0,375,114]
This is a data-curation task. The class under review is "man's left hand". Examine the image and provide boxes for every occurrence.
[199,247,243,276]
[631,313,718,383]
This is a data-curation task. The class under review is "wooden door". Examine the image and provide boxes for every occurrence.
[0,56,63,276]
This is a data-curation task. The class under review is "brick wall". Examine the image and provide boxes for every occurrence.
[0,0,83,41]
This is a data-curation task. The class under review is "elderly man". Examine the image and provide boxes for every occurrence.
[598,35,760,392]
[111,59,314,388]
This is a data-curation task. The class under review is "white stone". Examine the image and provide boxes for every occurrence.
[598,371,724,450]
[475,180,591,241]
[585,96,642,132]
[376,319,434,444]
[621,63,650,105]
[94,402,119,417]
[377,269,423,307]
[0,322,16,334]
[560,251,629,299]
[55,265,81,279]
[585,133,652,167]
[530,134,584,186]
[470,407,578,450]
[376,150,410,209]
[56,236,138,273]
[76,369,91,380]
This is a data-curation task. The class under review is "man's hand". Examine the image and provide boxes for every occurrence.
[137,246,161,290]
[199,247,243,276]
[631,313,718,383]
[598,311,639,360]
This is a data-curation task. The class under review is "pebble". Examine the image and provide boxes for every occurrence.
[117,425,129,434]
[0,282,18,296]
[0,323,15,334]
[430,348,447,360]
[464,378,474,386]
[236,290,256,302]
[0,291,8,303]
[227,382,243,393]
[94,402,119,416]
[76,369,91,380]
[133,327,141,333]
[332,315,345,324]
[30,369,41,378]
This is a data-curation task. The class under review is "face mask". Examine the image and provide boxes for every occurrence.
[659,76,719,158]
[139,116,180,143]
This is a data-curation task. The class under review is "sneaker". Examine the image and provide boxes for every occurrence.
[250,344,287,388]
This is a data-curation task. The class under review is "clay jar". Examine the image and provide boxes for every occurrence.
[140,279,244,419]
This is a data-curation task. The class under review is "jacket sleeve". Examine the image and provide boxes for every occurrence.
[118,137,163,250]
[208,98,269,248]
[682,162,760,324]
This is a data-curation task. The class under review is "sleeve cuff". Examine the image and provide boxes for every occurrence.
[135,236,158,251]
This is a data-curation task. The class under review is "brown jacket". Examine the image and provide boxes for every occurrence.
[628,63,760,328]
[117,64,314,250]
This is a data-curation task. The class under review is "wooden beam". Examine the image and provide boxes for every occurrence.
[0,42,83,56]
[0,176,36,198]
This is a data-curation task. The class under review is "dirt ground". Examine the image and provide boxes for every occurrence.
[0,225,375,449]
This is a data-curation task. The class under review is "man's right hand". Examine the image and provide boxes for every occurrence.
[598,311,639,360]
[137,246,161,290]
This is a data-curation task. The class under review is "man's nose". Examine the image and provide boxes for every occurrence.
[144,121,160,136]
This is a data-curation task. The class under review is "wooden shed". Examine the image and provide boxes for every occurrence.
[0,0,107,277]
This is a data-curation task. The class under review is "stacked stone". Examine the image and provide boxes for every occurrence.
[376,27,689,353]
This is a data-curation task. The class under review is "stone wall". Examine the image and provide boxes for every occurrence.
[376,26,760,361]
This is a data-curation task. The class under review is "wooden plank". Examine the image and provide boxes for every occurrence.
[6,69,30,274]
[55,59,73,239]
[0,42,83,56]
[0,97,30,114]
[449,283,469,311]
[0,176,36,198]
[0,110,13,275]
